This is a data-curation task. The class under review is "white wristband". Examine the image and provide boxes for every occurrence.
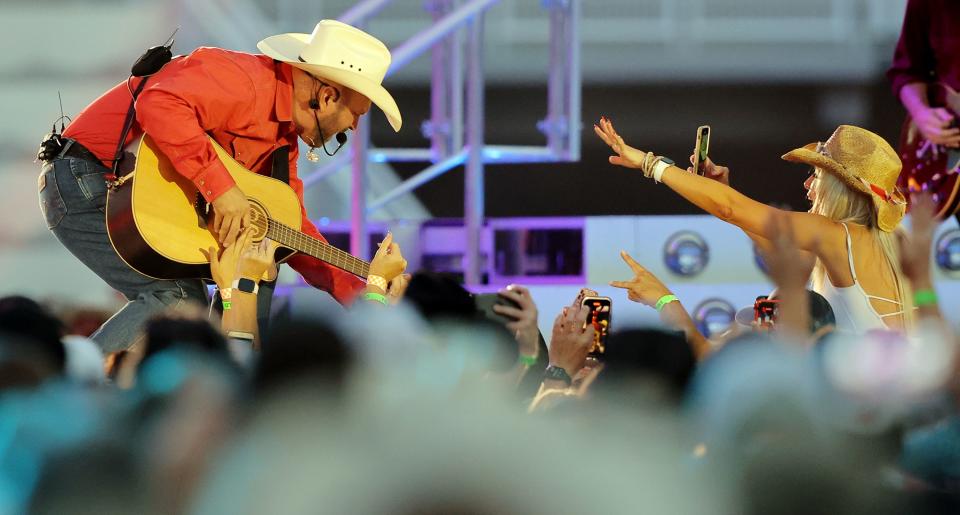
[652,160,671,183]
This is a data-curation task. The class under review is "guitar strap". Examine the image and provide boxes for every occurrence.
[110,77,149,180]
[271,145,290,185]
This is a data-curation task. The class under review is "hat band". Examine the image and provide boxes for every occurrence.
[818,142,903,206]
[858,177,905,205]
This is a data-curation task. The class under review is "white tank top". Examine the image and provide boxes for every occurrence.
[814,223,903,333]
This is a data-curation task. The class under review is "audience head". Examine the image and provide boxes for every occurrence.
[0,295,66,389]
[736,289,836,338]
[403,272,476,320]
[254,317,354,398]
[590,328,697,405]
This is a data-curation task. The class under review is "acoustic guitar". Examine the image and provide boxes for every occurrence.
[897,82,960,219]
[106,135,370,281]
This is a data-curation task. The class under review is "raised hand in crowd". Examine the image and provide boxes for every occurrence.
[688,154,730,185]
[543,301,595,390]
[610,251,711,359]
[759,211,818,344]
[493,285,540,361]
[386,273,412,305]
[205,228,278,348]
[610,251,672,308]
[364,232,408,305]
[898,192,937,286]
[897,192,946,325]
[207,228,277,291]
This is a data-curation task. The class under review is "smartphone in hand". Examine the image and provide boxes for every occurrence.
[474,293,521,325]
[581,296,612,357]
[692,125,711,176]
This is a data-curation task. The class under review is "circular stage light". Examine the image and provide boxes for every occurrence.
[935,229,960,273]
[693,298,736,339]
[663,231,709,277]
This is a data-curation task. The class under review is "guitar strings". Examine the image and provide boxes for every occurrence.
[256,217,370,277]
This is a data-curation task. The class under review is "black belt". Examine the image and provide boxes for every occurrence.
[64,141,107,168]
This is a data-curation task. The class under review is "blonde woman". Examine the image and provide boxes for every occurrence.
[595,119,912,333]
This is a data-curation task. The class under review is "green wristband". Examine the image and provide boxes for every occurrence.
[913,289,938,307]
[518,354,538,367]
[655,294,679,312]
[363,292,389,305]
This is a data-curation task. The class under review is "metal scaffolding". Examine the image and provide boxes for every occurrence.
[314,0,582,285]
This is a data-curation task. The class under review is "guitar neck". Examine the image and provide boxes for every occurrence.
[266,220,370,278]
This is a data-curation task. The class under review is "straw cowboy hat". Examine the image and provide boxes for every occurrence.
[258,20,402,132]
[782,125,905,232]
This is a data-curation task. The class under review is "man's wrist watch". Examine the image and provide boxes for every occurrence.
[231,278,259,295]
[544,365,573,386]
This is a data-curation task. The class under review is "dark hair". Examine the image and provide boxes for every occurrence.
[0,296,66,376]
[253,318,354,397]
[141,315,229,369]
[404,272,477,320]
[767,289,836,334]
[806,290,836,334]
[591,328,696,403]
[402,272,518,373]
[28,441,145,515]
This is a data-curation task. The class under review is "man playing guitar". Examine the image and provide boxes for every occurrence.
[36,21,403,352]
[888,0,960,224]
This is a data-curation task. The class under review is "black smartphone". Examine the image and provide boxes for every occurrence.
[692,125,711,176]
[582,296,612,356]
[474,293,521,325]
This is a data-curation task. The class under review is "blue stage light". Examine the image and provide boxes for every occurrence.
[936,229,960,272]
[663,231,709,277]
[693,298,736,339]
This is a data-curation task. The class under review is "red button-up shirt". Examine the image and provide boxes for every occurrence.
[887,0,960,97]
[63,47,364,304]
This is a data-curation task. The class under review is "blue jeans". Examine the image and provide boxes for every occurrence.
[38,145,208,352]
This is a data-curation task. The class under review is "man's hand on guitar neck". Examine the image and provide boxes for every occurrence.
[212,185,252,248]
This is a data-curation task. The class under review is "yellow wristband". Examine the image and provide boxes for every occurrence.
[367,274,388,291]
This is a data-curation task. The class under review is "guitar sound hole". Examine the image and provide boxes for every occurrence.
[249,205,269,241]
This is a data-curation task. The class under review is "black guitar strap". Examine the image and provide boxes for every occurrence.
[271,145,290,185]
[110,77,149,179]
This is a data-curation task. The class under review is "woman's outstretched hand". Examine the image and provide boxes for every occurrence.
[593,116,648,169]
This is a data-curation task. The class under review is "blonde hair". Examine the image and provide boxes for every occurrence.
[809,169,913,328]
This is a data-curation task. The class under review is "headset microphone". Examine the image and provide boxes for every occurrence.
[305,95,348,161]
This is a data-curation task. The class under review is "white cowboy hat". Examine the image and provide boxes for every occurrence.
[258,20,402,132]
